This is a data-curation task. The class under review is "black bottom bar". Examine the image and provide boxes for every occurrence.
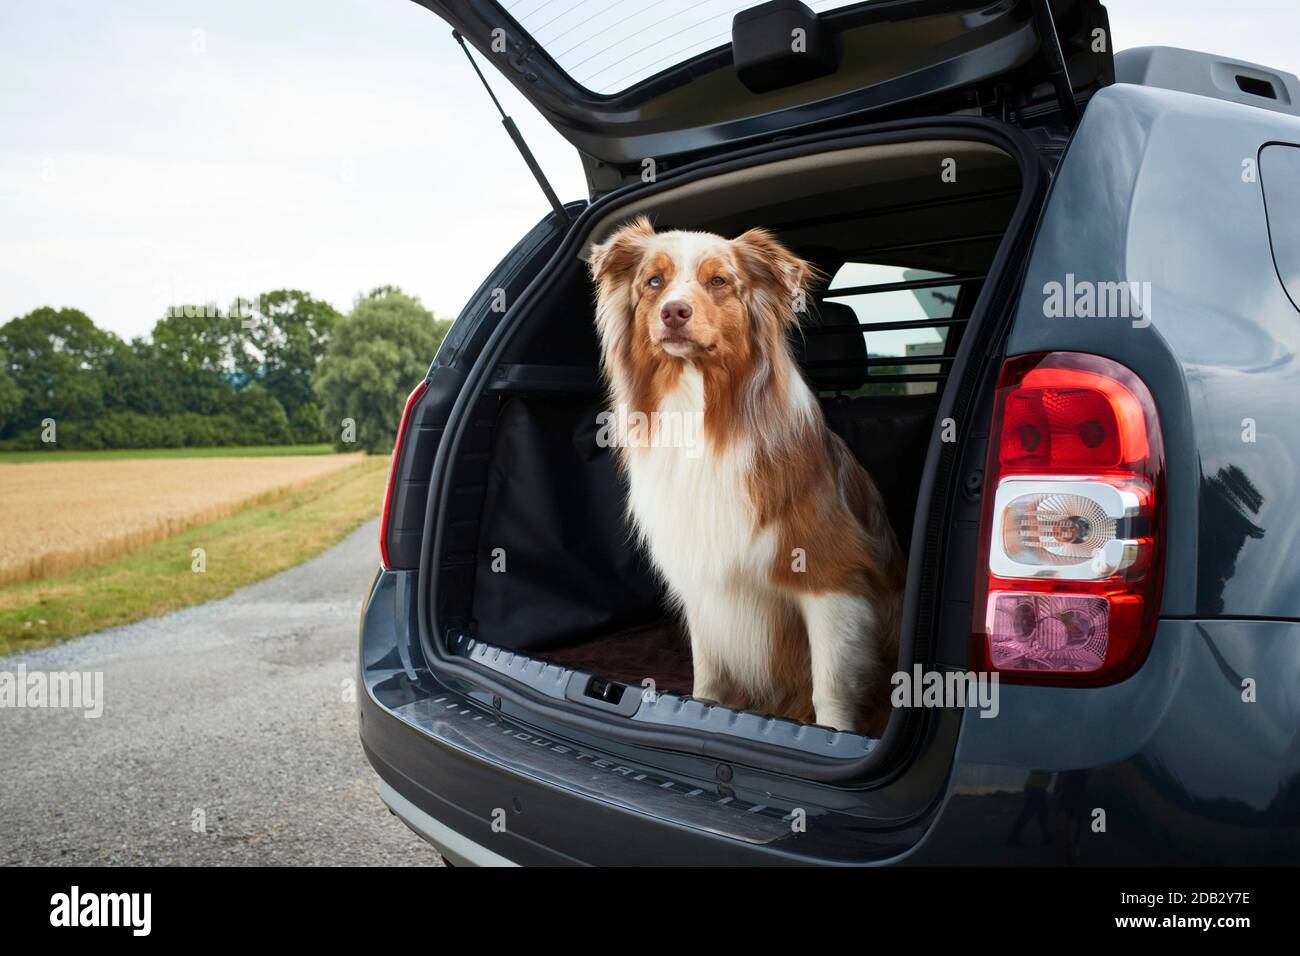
[0,865,1283,939]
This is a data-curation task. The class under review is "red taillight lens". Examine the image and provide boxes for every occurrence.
[973,353,1164,684]
[379,378,429,570]
[999,365,1150,471]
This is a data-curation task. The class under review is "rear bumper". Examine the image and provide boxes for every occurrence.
[361,696,800,865]
[376,780,516,867]
[359,570,942,865]
[360,570,1300,865]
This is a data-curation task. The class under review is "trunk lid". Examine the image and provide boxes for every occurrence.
[414,0,1112,192]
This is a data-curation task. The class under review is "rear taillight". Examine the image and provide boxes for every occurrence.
[973,353,1165,684]
[379,378,429,570]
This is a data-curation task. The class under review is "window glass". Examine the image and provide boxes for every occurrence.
[821,263,961,394]
[1261,144,1300,313]
[502,0,870,95]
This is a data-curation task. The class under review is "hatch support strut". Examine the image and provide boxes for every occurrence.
[452,30,571,226]
[1029,0,1081,128]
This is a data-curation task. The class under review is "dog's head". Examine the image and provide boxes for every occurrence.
[587,217,815,374]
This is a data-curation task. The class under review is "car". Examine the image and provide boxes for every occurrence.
[358,0,1300,865]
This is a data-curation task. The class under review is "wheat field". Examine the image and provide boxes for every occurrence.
[0,453,368,586]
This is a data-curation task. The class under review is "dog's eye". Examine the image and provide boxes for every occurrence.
[710,276,727,287]
[647,275,662,288]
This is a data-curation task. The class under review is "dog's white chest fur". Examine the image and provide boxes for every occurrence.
[622,368,788,696]
[623,367,776,591]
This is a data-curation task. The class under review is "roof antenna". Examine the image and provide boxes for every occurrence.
[452,30,570,226]
[1029,0,1081,128]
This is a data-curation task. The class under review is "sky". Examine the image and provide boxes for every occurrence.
[2,0,1298,341]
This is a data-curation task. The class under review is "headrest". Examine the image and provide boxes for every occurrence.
[791,299,869,393]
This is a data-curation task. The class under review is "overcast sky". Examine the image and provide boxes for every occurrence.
[2,0,1297,340]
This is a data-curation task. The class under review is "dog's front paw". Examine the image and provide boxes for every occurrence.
[690,677,727,706]
[813,703,860,733]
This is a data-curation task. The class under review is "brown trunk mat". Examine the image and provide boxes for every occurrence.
[540,620,694,696]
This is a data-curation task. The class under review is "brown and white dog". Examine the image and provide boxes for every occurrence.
[588,216,905,734]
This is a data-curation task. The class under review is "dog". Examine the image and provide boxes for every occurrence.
[587,216,905,734]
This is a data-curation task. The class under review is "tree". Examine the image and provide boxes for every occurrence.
[225,383,292,445]
[314,287,451,453]
[232,290,339,440]
[102,337,172,418]
[0,307,119,437]
[149,307,241,416]
[0,344,23,434]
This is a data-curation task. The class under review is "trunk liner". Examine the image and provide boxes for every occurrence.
[541,621,694,697]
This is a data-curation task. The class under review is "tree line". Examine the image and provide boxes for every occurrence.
[0,286,451,454]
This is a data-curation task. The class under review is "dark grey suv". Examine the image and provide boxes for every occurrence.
[358,0,1300,865]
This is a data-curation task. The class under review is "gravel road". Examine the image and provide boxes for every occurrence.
[0,519,441,866]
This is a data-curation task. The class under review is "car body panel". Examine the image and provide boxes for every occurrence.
[914,618,1300,864]
[1006,81,1300,619]
[1260,144,1300,313]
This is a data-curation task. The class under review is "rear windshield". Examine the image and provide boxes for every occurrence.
[502,0,869,95]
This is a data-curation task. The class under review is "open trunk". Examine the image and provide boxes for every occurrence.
[419,131,1033,773]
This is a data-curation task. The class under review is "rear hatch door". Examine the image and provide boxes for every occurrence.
[414,0,1113,191]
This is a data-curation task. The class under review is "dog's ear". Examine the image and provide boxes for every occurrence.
[588,216,655,286]
[731,228,819,324]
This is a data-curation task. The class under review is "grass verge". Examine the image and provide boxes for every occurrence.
[0,444,335,464]
[0,456,388,656]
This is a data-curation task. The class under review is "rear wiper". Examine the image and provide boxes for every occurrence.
[452,29,571,226]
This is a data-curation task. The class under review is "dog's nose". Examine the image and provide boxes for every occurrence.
[660,299,693,329]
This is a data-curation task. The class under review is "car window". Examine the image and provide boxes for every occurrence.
[821,262,963,396]
[1261,144,1300,313]
[503,0,870,95]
